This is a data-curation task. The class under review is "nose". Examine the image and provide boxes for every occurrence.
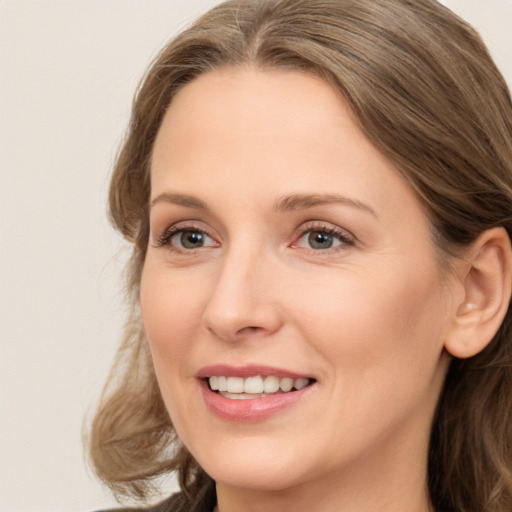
[201,244,284,342]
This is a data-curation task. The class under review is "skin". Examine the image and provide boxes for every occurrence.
[141,68,463,512]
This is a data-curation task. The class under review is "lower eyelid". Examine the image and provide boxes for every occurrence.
[153,221,353,252]
[292,224,355,247]
[297,233,349,249]
[172,230,216,248]
[153,220,214,245]
[156,225,221,250]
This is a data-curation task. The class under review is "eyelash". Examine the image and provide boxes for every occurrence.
[154,222,216,249]
[153,221,355,252]
[292,222,355,252]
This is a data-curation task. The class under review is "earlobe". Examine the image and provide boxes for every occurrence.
[444,227,512,359]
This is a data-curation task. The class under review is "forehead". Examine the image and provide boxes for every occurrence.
[150,67,422,224]
[152,67,351,166]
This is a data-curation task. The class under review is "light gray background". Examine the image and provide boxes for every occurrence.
[1,1,511,511]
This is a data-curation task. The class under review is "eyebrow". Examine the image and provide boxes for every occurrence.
[274,193,379,217]
[150,193,211,212]
[150,192,378,218]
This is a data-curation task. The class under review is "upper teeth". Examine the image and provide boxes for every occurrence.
[209,375,310,394]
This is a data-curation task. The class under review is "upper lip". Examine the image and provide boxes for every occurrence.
[196,364,313,380]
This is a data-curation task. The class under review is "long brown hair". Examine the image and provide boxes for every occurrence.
[88,1,512,510]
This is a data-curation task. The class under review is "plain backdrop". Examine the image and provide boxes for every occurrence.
[1,1,511,511]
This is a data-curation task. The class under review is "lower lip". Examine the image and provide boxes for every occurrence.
[199,380,313,421]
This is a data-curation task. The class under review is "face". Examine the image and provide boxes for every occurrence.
[141,68,456,496]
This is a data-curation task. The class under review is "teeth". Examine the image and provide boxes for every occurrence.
[244,376,263,394]
[226,377,244,393]
[208,375,312,395]
[294,378,309,390]
[223,392,271,400]
[280,377,293,392]
[263,375,280,393]
[218,376,227,392]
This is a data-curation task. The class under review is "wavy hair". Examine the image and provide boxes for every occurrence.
[88,1,512,510]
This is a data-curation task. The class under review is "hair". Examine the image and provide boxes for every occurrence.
[87,1,512,511]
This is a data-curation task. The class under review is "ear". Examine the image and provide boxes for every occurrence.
[444,227,512,359]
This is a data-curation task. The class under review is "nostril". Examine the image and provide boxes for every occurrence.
[236,325,262,335]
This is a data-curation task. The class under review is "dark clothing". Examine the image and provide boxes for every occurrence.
[97,495,175,512]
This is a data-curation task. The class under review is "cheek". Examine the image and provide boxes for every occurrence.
[140,261,205,358]
[293,261,449,380]
[140,262,206,426]
[139,262,210,434]
[292,262,450,449]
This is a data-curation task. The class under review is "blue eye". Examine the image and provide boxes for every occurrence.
[306,231,339,249]
[295,227,354,250]
[169,230,216,249]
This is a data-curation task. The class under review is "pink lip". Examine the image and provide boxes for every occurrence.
[199,380,313,421]
[196,364,316,422]
[196,364,310,379]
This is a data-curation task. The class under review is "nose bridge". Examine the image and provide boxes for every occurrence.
[202,235,282,340]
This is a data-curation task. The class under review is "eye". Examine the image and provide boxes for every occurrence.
[304,231,340,249]
[169,231,212,249]
[169,229,216,249]
[155,225,218,250]
[293,225,354,251]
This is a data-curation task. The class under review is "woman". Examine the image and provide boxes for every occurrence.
[88,0,512,511]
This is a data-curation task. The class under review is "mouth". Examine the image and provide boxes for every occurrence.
[207,375,314,400]
[196,364,317,422]
[197,365,317,420]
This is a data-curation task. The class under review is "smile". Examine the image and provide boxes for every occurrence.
[197,366,316,421]
[208,375,311,398]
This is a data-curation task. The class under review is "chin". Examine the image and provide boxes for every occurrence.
[207,462,307,493]
[189,436,314,492]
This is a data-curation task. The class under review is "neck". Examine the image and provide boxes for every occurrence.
[216,474,432,512]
